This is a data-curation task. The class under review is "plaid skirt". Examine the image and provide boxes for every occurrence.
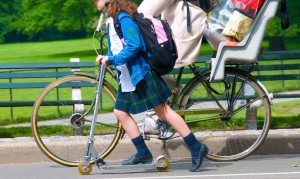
[115,70,171,114]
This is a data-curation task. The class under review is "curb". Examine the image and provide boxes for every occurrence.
[0,129,299,164]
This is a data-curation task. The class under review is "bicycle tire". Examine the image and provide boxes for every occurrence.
[180,67,271,161]
[31,75,122,167]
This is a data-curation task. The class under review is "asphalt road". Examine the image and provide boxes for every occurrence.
[1,155,300,179]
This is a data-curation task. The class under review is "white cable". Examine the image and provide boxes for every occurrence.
[93,31,100,56]
[93,13,105,56]
[96,13,104,32]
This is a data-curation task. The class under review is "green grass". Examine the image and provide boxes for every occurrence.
[0,126,32,138]
[0,124,116,138]
[270,100,300,128]
[0,38,97,63]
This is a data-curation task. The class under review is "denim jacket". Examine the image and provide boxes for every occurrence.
[107,12,150,86]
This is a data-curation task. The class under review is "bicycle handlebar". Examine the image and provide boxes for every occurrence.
[98,59,112,66]
[106,60,112,66]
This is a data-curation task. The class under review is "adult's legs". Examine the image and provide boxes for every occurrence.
[153,103,190,137]
[154,103,208,172]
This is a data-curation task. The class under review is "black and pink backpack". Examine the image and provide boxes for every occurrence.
[114,13,178,76]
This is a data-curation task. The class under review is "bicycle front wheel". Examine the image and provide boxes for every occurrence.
[31,75,122,167]
[180,68,271,161]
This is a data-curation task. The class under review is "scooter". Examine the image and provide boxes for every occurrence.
[78,154,170,175]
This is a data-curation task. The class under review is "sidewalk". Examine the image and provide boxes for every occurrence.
[1,128,299,164]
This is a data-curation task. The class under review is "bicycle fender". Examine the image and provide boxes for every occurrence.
[257,80,273,104]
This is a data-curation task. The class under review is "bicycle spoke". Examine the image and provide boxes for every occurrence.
[232,95,265,116]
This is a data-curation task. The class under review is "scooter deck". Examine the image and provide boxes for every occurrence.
[99,162,165,171]
[78,155,170,175]
[97,155,169,172]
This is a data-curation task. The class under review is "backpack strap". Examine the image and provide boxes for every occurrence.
[280,0,289,30]
[183,0,192,32]
[183,0,215,32]
[113,13,124,40]
[113,12,149,59]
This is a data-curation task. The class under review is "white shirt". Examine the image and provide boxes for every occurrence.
[106,17,135,92]
[106,17,123,55]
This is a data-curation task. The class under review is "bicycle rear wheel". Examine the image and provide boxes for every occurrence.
[180,68,271,161]
[31,75,122,167]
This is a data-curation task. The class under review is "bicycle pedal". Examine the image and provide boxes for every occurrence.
[95,158,106,169]
[143,136,150,140]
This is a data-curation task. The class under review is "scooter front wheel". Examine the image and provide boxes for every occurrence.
[78,161,93,175]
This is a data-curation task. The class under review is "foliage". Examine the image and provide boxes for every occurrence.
[265,0,300,37]
[1,0,99,42]
[0,0,299,43]
[15,0,99,40]
[0,0,21,43]
[0,0,144,43]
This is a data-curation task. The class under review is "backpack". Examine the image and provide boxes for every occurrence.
[114,13,178,76]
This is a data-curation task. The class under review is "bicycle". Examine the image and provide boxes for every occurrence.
[31,0,278,168]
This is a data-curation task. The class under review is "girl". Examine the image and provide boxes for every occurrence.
[94,0,208,172]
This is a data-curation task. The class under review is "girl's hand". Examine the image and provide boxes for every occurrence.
[96,55,109,66]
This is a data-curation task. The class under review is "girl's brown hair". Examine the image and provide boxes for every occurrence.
[106,0,137,18]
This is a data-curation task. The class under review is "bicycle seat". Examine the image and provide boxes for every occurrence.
[204,0,280,81]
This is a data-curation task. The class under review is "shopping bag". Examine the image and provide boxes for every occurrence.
[221,0,263,41]
[233,0,265,18]
[221,10,253,41]
[207,0,235,33]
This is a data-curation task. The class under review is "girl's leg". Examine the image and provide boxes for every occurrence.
[114,109,153,165]
[114,109,140,139]
[154,103,208,172]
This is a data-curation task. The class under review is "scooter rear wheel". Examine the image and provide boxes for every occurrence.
[156,157,170,172]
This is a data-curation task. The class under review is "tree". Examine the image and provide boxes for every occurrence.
[0,0,21,43]
[12,0,98,41]
[265,0,300,51]
[2,0,144,43]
